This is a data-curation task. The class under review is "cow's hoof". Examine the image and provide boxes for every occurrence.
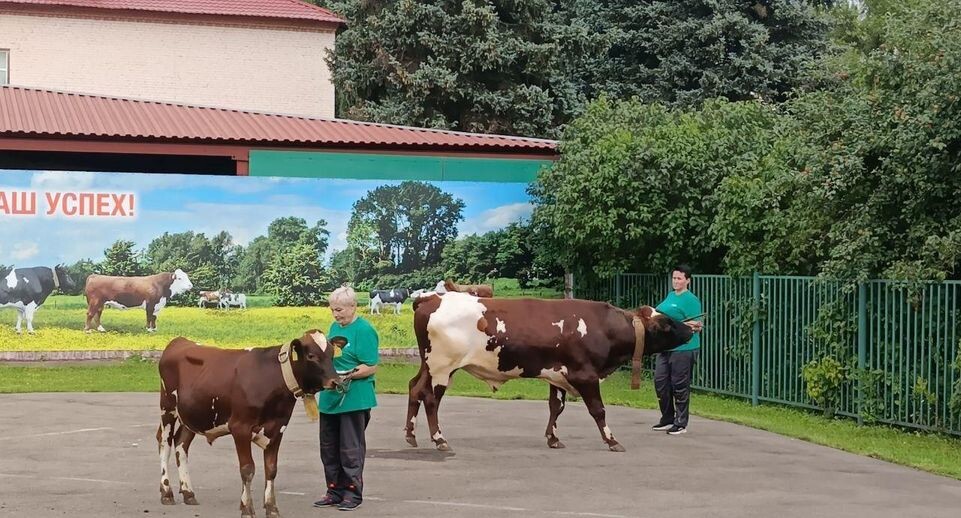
[436,441,451,452]
[183,492,199,505]
[405,435,417,447]
[608,443,626,453]
[548,439,566,449]
[266,508,281,518]
[161,495,176,505]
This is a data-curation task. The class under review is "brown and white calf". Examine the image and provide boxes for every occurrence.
[157,330,342,518]
[83,269,192,332]
[405,292,693,452]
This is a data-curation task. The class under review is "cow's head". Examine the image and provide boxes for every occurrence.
[291,329,341,393]
[170,269,193,295]
[633,306,694,354]
[54,264,77,293]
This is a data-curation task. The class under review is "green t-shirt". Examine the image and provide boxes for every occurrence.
[317,317,380,414]
[655,290,702,351]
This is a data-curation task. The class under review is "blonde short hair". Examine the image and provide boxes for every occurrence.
[329,286,357,307]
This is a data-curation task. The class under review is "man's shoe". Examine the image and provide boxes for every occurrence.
[338,500,362,511]
[666,425,687,435]
[651,421,674,431]
[313,494,342,508]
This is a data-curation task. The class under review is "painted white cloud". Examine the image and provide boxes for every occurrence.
[11,242,40,261]
[459,202,534,236]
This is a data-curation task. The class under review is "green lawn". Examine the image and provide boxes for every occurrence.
[2,359,959,481]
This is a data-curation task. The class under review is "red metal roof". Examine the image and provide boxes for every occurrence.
[0,0,343,24]
[0,86,558,153]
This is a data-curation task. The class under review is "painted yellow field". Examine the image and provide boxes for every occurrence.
[0,298,417,351]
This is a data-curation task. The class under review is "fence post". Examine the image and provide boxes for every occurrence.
[752,272,761,407]
[615,274,623,307]
[857,282,867,426]
[564,272,574,300]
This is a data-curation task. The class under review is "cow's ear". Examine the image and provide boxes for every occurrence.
[634,306,654,321]
[329,336,347,358]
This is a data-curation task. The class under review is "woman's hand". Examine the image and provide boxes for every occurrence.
[687,321,704,333]
[343,364,378,381]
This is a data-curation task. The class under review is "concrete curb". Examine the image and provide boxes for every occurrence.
[0,348,422,363]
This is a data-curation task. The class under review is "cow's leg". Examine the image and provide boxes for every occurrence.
[24,302,38,334]
[572,379,624,452]
[145,304,157,332]
[545,385,568,449]
[174,425,199,505]
[262,428,284,518]
[232,428,257,518]
[424,370,454,451]
[404,365,429,447]
[14,307,23,334]
[157,386,178,505]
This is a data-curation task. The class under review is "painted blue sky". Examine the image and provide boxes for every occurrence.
[0,170,535,267]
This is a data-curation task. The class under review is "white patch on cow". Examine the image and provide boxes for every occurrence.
[171,390,177,399]
[279,425,287,435]
[170,269,193,296]
[577,318,588,337]
[175,443,194,493]
[538,367,579,396]
[553,320,564,333]
[434,280,447,293]
[96,325,105,332]
[431,431,444,441]
[650,309,661,318]
[4,268,17,289]
[159,423,172,492]
[22,301,38,334]
[424,292,523,391]
[310,331,328,352]
[409,416,416,426]
[602,426,615,442]
[265,479,275,506]
[555,390,563,402]
[22,276,28,284]
[153,297,167,314]
[496,318,507,334]
[105,300,146,310]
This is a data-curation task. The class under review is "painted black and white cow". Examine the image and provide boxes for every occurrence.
[0,265,76,334]
[369,288,410,315]
[219,292,248,310]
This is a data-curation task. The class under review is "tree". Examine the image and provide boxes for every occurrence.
[576,0,830,107]
[100,240,144,276]
[261,243,331,306]
[64,259,98,295]
[349,181,464,273]
[314,0,593,138]
[531,97,783,277]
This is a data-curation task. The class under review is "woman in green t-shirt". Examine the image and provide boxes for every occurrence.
[313,286,379,511]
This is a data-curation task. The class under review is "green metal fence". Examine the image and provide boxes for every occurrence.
[576,273,961,435]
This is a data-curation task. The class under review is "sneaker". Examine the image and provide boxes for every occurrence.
[651,421,674,431]
[313,494,342,508]
[666,425,687,435]
[338,500,362,511]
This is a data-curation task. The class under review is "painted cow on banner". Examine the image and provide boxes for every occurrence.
[0,265,76,333]
[84,269,193,332]
[405,292,693,452]
[369,288,409,315]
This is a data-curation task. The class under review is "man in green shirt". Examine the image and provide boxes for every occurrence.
[314,286,379,511]
[652,265,703,435]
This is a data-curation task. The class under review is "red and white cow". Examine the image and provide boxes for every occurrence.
[405,292,693,452]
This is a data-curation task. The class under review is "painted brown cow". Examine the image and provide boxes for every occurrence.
[443,278,494,298]
[405,292,693,452]
[84,269,193,332]
[157,330,342,518]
